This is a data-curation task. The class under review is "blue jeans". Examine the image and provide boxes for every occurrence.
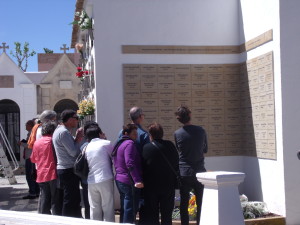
[116,180,140,224]
[25,159,39,195]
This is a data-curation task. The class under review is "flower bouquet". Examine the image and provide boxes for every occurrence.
[188,194,197,220]
[78,99,95,119]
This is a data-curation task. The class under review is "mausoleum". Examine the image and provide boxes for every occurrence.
[71,0,300,224]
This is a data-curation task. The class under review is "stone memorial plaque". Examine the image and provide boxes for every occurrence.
[192,107,209,115]
[0,76,14,88]
[123,64,140,73]
[175,90,192,98]
[125,99,141,107]
[141,65,157,73]
[159,90,174,98]
[157,65,174,73]
[192,90,209,98]
[158,82,174,89]
[157,73,174,82]
[192,82,208,89]
[175,72,191,81]
[124,91,140,99]
[124,81,140,90]
[175,81,191,89]
[208,72,223,81]
[174,64,191,73]
[141,81,157,90]
[59,81,72,89]
[158,107,174,116]
[191,72,208,81]
[141,91,158,99]
[141,99,158,107]
[141,74,157,81]
[124,73,141,81]
[159,99,174,107]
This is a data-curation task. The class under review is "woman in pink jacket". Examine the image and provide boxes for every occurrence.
[31,121,59,215]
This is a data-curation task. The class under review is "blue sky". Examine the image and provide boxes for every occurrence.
[0,0,76,72]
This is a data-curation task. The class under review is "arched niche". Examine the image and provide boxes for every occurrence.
[0,99,20,160]
[53,99,79,121]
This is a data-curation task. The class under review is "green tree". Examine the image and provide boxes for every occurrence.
[10,42,36,72]
[43,48,54,54]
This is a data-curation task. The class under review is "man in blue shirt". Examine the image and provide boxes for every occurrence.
[129,106,150,153]
[118,106,150,153]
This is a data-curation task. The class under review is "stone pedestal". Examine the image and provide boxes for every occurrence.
[197,171,246,225]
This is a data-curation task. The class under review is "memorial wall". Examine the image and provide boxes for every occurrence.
[123,52,275,159]
[123,31,275,159]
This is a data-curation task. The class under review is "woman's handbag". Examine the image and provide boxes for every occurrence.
[151,141,182,189]
[74,146,89,179]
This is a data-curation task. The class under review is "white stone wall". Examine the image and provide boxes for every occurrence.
[0,53,37,140]
[280,1,300,224]
[84,0,299,222]
[90,0,240,139]
[239,0,286,218]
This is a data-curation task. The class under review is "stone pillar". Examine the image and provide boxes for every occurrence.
[197,171,245,225]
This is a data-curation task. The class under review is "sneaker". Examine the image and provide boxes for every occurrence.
[22,195,37,199]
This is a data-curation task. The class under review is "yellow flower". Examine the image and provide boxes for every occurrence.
[78,99,95,116]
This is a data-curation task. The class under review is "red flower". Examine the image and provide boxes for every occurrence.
[84,70,89,75]
[77,67,82,71]
[76,71,84,78]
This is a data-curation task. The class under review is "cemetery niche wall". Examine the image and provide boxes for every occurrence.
[123,51,275,160]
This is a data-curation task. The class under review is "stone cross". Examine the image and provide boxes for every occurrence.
[60,44,69,54]
[0,42,9,53]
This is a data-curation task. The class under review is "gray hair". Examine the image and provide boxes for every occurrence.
[42,121,57,135]
[129,106,143,122]
[39,110,57,123]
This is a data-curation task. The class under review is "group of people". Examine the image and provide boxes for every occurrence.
[21,105,208,225]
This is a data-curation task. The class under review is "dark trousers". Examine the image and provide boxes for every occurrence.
[141,187,175,225]
[57,168,82,218]
[116,180,140,224]
[80,180,90,219]
[25,159,40,195]
[180,176,204,225]
[38,179,61,215]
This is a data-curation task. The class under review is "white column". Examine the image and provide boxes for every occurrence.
[197,171,245,225]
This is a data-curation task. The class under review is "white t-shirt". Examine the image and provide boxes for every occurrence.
[86,138,114,184]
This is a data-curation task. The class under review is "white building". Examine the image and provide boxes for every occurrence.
[0,49,81,164]
[71,0,300,224]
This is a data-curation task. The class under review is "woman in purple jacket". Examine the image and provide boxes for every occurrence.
[112,124,144,224]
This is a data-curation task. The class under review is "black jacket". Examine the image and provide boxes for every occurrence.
[142,139,179,192]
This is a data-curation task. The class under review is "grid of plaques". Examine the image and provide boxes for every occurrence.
[240,52,276,159]
[123,52,276,159]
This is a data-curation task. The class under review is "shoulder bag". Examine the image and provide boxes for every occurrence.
[74,145,89,179]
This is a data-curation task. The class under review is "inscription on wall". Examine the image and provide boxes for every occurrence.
[122,30,273,54]
[123,52,276,159]
[0,76,14,88]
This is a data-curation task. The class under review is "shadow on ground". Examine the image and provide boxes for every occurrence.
[0,185,38,212]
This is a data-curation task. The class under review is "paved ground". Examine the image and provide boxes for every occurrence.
[0,175,39,213]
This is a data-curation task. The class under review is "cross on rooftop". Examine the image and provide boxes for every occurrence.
[0,42,9,53]
[60,44,69,54]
